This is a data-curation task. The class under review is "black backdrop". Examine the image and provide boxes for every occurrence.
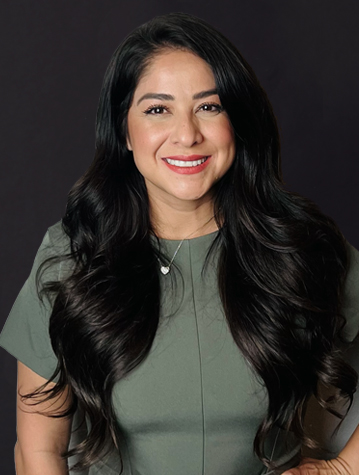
[1,1,359,473]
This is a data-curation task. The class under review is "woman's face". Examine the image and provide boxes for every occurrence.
[126,49,236,207]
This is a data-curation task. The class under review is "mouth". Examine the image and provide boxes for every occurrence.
[162,156,210,168]
[161,155,212,175]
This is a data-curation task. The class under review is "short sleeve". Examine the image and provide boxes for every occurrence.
[340,240,359,342]
[0,220,71,381]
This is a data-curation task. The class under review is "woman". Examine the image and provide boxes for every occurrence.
[0,11,358,475]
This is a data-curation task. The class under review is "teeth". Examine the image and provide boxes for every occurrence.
[165,157,208,167]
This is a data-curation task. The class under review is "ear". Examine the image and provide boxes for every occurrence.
[126,136,132,151]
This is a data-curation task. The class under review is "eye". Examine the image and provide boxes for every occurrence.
[142,102,224,115]
[143,104,170,115]
[199,102,224,113]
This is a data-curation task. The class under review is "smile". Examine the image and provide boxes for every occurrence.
[162,156,211,175]
[164,157,209,167]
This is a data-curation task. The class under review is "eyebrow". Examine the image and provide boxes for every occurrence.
[136,88,218,106]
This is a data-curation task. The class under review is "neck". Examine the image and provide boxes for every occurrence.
[149,196,219,240]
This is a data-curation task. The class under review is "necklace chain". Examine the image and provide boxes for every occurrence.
[158,215,216,275]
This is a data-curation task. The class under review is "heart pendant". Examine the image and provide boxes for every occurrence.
[161,266,170,275]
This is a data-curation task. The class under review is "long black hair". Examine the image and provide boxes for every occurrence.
[21,11,357,473]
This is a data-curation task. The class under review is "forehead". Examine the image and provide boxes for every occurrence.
[134,49,216,92]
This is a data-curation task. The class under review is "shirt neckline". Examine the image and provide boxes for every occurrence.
[151,229,220,245]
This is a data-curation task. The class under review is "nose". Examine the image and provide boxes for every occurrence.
[169,112,204,147]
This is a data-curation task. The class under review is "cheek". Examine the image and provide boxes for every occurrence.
[132,154,153,182]
[207,118,235,148]
[220,124,235,149]
[133,125,165,151]
[210,123,236,171]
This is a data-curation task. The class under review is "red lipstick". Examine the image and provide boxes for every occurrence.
[164,154,208,161]
[162,155,211,175]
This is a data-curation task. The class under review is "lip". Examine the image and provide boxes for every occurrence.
[162,154,209,161]
[162,155,211,175]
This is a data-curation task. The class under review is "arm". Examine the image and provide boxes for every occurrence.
[15,361,74,475]
[337,422,359,471]
[283,423,359,474]
[15,444,70,475]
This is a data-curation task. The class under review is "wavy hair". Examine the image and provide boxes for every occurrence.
[20,11,357,473]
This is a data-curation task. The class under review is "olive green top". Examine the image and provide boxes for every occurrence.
[1,221,359,475]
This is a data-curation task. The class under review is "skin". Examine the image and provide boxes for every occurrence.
[282,455,355,474]
[126,48,236,240]
[125,49,359,475]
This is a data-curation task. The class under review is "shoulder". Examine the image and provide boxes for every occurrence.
[343,240,359,301]
[36,220,71,260]
[34,220,72,282]
[341,239,359,342]
[46,219,71,252]
[346,240,359,275]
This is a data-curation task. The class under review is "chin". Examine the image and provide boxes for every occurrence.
[171,192,210,202]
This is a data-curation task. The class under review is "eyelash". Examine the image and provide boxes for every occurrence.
[143,101,224,115]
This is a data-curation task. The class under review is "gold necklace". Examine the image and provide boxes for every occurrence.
[158,215,216,275]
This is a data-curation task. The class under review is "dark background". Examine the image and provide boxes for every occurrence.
[1,1,359,473]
